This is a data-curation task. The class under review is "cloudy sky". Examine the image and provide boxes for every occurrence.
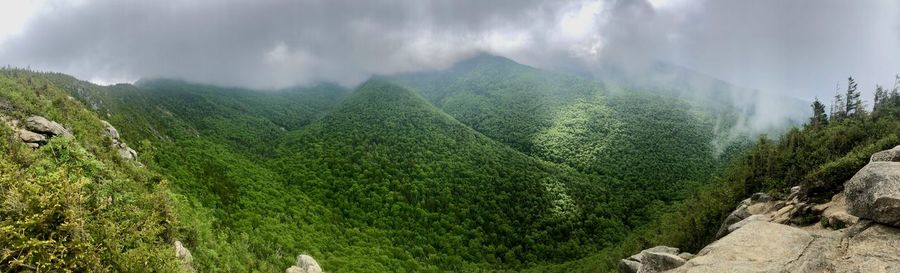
[0,0,898,101]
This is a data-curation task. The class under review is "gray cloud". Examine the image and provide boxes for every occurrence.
[0,0,898,103]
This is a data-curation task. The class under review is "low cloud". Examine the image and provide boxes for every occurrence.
[0,0,897,104]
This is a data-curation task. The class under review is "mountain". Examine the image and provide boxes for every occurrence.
[392,54,736,211]
[271,79,626,271]
[0,69,181,272]
[1,53,804,272]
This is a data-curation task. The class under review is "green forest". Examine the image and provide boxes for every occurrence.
[2,54,898,273]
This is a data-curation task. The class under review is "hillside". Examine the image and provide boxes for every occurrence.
[392,54,739,219]
[3,62,782,272]
[0,70,182,272]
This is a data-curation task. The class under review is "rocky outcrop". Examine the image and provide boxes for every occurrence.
[101,120,139,162]
[4,115,72,148]
[618,246,690,273]
[285,254,322,273]
[24,116,71,137]
[621,145,900,273]
[844,162,900,227]
[174,241,197,273]
[870,145,900,162]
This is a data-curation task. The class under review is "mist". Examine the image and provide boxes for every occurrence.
[0,0,898,121]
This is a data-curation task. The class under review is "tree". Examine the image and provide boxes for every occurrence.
[831,87,846,122]
[845,77,865,119]
[809,98,828,128]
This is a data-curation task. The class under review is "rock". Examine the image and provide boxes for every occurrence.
[618,259,642,273]
[844,162,900,227]
[827,211,859,228]
[715,206,751,238]
[833,224,900,273]
[294,254,322,273]
[24,116,70,137]
[101,120,120,140]
[637,252,685,273]
[174,240,196,273]
[677,252,695,260]
[870,145,900,162]
[285,266,304,273]
[770,204,796,224]
[668,221,838,273]
[727,214,770,233]
[619,246,680,273]
[118,145,138,160]
[16,130,47,143]
[750,192,773,203]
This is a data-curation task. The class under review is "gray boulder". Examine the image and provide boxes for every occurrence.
[870,145,900,162]
[715,205,751,238]
[637,252,685,273]
[24,116,70,137]
[618,246,680,273]
[285,266,304,273]
[174,240,196,273]
[292,254,322,273]
[16,130,47,144]
[844,162,900,227]
[618,259,642,273]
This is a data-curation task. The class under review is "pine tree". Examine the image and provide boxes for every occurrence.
[809,97,828,128]
[831,86,846,122]
[845,77,862,118]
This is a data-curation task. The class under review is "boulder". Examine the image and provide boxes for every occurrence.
[24,116,70,137]
[618,259,641,273]
[844,162,900,227]
[677,252,695,260]
[294,254,322,273]
[715,206,751,238]
[637,252,685,273]
[668,221,834,273]
[174,240,196,273]
[101,120,120,140]
[833,224,900,273]
[618,246,680,273]
[285,266,304,273]
[16,130,47,143]
[174,241,193,263]
[118,145,138,160]
[870,145,900,162]
[727,214,770,233]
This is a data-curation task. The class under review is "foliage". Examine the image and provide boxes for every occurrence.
[0,70,179,272]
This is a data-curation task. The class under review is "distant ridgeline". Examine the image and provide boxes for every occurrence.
[0,55,807,272]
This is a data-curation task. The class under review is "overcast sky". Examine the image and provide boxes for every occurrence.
[0,0,898,101]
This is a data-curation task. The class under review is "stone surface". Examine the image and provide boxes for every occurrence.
[727,214,769,233]
[618,246,680,273]
[833,224,900,273]
[24,116,70,137]
[844,162,900,227]
[285,266,304,273]
[668,221,828,273]
[636,252,685,273]
[715,206,750,238]
[676,252,694,261]
[870,145,900,162]
[618,259,641,273]
[16,129,46,143]
[174,240,196,273]
[295,254,322,273]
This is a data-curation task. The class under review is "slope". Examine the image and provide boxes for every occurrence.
[270,79,628,271]
[392,54,732,221]
[0,69,181,272]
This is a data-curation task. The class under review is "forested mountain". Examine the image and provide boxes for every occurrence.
[1,54,794,272]
[393,54,743,214]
